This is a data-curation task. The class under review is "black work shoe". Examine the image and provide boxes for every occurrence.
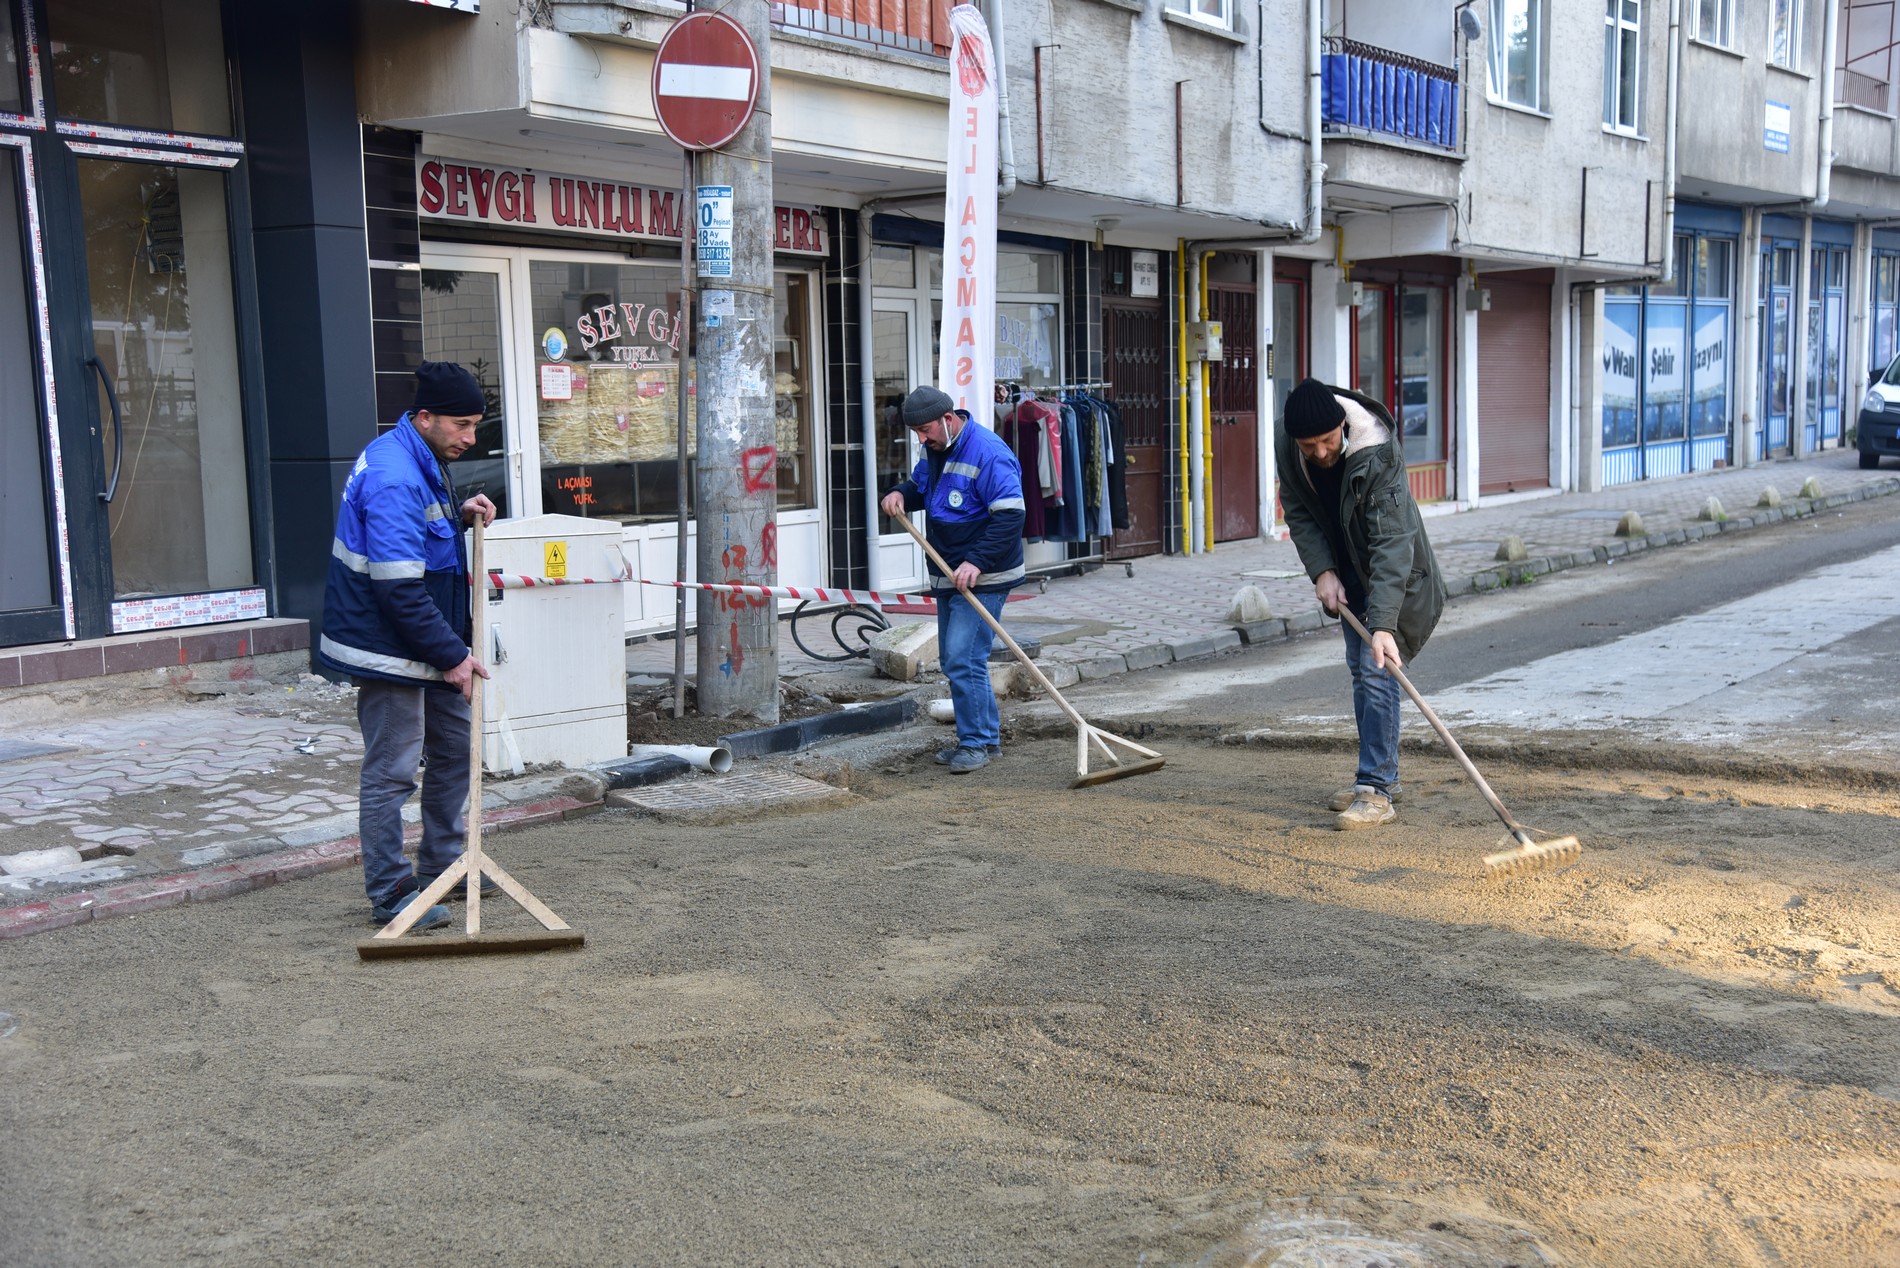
[934,743,1002,765]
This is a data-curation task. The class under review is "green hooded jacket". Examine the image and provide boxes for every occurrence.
[1276,386,1447,661]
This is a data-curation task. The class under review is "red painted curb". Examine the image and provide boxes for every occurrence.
[0,796,604,940]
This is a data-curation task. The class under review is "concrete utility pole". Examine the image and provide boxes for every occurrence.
[694,1,778,720]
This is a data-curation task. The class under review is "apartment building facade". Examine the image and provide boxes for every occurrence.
[6,0,1900,667]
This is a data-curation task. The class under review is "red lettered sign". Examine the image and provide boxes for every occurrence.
[651,12,760,151]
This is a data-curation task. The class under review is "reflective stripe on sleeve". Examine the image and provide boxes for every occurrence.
[368,560,426,580]
[319,635,446,681]
[332,538,369,573]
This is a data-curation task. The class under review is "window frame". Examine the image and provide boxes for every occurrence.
[1603,0,1643,136]
[1163,0,1232,31]
[1487,0,1548,111]
[1771,0,1803,70]
[1693,0,1735,49]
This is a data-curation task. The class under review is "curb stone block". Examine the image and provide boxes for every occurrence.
[186,865,255,903]
[272,848,350,882]
[1472,572,1499,591]
[1232,619,1284,645]
[90,879,190,919]
[1076,653,1128,680]
[1166,631,1238,661]
[1284,610,1327,635]
[1527,558,1552,576]
[1592,545,1611,562]
[1032,662,1081,691]
[1683,525,1705,541]
[1123,643,1174,671]
[0,896,94,939]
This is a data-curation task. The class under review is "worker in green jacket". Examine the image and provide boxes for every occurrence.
[1276,379,1447,829]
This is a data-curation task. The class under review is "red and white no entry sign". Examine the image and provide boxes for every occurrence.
[651,12,761,152]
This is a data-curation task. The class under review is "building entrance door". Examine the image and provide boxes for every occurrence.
[1208,281,1258,541]
[1103,301,1166,559]
[870,297,926,590]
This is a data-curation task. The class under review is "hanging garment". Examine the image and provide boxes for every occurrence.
[1093,394,1130,530]
[1048,402,1088,542]
[1001,406,1048,541]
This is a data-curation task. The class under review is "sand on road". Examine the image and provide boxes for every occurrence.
[2,736,1896,1266]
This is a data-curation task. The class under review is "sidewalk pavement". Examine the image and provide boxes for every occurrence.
[3,451,1896,939]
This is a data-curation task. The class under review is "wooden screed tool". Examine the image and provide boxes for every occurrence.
[1336,607,1581,877]
[358,516,586,959]
[895,512,1164,788]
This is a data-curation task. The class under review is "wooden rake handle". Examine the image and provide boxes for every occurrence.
[892,512,1090,733]
[1334,607,1529,841]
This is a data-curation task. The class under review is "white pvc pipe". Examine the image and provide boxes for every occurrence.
[627,743,734,774]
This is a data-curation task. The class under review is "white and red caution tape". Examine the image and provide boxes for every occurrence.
[640,579,933,606]
[474,572,933,607]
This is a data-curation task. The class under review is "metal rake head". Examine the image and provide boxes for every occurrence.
[1483,833,1582,878]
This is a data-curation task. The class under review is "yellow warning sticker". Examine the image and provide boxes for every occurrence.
[543,541,568,579]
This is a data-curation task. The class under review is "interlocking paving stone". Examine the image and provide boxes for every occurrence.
[606,770,852,822]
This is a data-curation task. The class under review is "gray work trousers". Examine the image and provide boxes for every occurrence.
[354,678,470,908]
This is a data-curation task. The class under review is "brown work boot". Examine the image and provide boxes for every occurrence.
[1335,788,1396,830]
[1329,783,1403,812]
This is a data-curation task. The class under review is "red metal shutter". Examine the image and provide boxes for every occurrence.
[1477,279,1552,494]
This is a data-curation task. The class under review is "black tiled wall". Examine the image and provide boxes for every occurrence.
[363,126,423,431]
[822,208,869,588]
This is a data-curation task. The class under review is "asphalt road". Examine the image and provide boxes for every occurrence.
[1068,492,1900,769]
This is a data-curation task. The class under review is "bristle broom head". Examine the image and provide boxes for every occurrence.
[1483,835,1582,877]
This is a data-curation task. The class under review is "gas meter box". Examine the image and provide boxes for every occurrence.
[474,514,627,772]
[1187,320,1224,362]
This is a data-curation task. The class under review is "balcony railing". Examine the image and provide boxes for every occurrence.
[1839,67,1890,113]
[769,1,950,58]
[1321,37,1460,151]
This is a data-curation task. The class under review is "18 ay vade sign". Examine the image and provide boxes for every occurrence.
[651,11,761,152]
[414,156,830,256]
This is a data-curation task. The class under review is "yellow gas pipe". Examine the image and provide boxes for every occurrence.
[1176,240,1190,555]
[1199,250,1214,553]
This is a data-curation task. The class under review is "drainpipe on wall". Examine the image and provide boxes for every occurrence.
[1816,0,1839,210]
[1659,0,1681,283]
[1255,0,1325,246]
[985,0,1018,199]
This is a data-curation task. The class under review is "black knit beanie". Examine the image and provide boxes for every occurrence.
[413,360,486,418]
[1282,378,1346,439]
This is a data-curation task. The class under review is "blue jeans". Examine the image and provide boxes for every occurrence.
[1342,615,1402,796]
[936,588,1006,750]
[355,679,471,908]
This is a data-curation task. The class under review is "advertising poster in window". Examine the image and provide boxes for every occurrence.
[1691,305,1729,437]
[1601,301,1640,448]
[1643,304,1685,442]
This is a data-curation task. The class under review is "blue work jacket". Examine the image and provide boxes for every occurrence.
[317,416,471,687]
[889,418,1027,592]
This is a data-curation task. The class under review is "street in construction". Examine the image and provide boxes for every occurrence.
[2,486,1899,1265]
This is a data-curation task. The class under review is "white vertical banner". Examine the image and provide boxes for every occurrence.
[938,4,998,425]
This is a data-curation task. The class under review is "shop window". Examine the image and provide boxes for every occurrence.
[78,159,250,599]
[871,245,914,289]
[0,150,49,614]
[422,268,510,520]
[1694,238,1732,298]
[527,259,817,523]
[1398,288,1445,466]
[48,0,230,134]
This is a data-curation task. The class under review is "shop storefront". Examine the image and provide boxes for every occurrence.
[1870,231,1900,374]
[2,1,270,650]
[1805,219,1851,452]
[1349,261,1453,502]
[1602,209,1738,485]
[870,219,1110,587]
[406,154,834,636]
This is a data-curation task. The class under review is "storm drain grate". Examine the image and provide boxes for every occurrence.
[607,769,851,821]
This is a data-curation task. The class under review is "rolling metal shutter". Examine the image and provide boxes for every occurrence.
[1477,279,1552,494]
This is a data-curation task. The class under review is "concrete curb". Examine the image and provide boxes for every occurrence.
[0,794,604,941]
